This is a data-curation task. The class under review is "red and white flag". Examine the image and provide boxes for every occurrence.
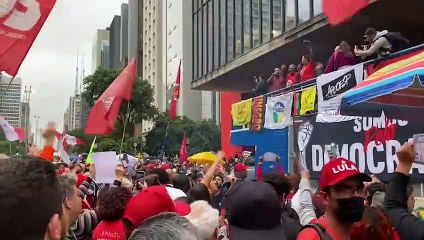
[179,133,188,163]
[0,115,25,141]
[0,0,57,76]
[56,132,83,164]
[170,60,181,121]
[323,0,370,25]
[85,58,137,135]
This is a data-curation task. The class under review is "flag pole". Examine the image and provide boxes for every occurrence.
[119,101,131,154]
[9,142,12,157]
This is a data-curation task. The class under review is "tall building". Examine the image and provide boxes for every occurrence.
[109,15,122,70]
[92,29,110,70]
[0,76,22,127]
[63,109,69,132]
[68,95,81,131]
[120,3,129,66]
[161,0,203,123]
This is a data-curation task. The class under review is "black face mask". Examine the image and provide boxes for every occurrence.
[333,196,365,224]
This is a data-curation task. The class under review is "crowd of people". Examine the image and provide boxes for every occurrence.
[0,122,423,240]
[253,27,410,96]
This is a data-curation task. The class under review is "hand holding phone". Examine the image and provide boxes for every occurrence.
[413,134,424,164]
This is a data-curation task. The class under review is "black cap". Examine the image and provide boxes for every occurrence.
[226,181,286,240]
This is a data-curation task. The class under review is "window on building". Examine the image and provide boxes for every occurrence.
[298,0,311,24]
[213,0,219,69]
[285,0,295,30]
[194,12,198,78]
[227,0,234,61]
[220,0,226,65]
[198,10,203,76]
[235,0,242,56]
[203,4,208,74]
[252,0,260,47]
[262,0,271,43]
[243,0,251,52]
[313,0,323,16]
[208,0,213,71]
[272,0,283,37]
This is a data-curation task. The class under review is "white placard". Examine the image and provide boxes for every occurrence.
[92,151,117,184]
[317,63,364,113]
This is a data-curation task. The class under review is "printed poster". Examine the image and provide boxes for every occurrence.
[300,87,317,115]
[264,93,293,129]
[317,63,364,113]
[250,95,266,131]
[231,99,253,126]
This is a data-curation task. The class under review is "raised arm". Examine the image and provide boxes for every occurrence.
[201,151,225,188]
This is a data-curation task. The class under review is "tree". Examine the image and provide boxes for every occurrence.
[82,68,158,136]
[144,113,221,157]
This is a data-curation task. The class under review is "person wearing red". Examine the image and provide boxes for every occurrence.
[92,187,132,240]
[300,45,316,82]
[297,158,371,240]
[325,41,357,74]
[286,64,299,87]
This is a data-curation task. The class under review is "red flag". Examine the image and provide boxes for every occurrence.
[323,0,370,25]
[179,134,188,163]
[0,0,57,76]
[170,60,181,120]
[85,58,137,135]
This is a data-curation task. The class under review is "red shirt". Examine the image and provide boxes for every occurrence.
[92,220,126,240]
[297,216,347,240]
[300,62,316,82]
[287,72,298,85]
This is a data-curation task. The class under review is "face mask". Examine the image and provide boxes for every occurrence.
[333,196,365,224]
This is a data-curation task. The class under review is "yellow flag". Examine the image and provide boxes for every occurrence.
[231,99,253,126]
[300,87,317,115]
[86,137,96,164]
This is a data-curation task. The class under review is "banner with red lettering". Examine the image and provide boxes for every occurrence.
[0,0,57,76]
[294,112,424,182]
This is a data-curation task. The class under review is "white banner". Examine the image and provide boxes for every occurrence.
[317,63,364,113]
[264,93,293,129]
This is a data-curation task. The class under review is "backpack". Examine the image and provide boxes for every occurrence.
[300,223,333,240]
[380,32,410,53]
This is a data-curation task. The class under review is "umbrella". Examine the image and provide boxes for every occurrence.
[340,48,424,121]
[188,152,225,165]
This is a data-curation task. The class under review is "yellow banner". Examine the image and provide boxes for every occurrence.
[300,87,317,115]
[231,99,253,126]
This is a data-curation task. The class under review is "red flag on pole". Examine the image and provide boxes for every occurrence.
[0,0,57,76]
[170,60,181,121]
[85,58,137,135]
[323,0,370,25]
[179,134,188,163]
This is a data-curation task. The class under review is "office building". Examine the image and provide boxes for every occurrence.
[68,95,81,131]
[0,76,22,127]
[109,15,122,70]
[79,96,90,129]
[92,29,110,70]
[120,3,129,66]
[63,109,69,132]
[191,0,424,156]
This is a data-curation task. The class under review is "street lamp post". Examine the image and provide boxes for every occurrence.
[23,86,32,150]
[33,114,40,146]
[133,142,138,156]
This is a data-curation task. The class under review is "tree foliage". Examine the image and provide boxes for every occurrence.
[82,67,158,136]
[144,113,221,157]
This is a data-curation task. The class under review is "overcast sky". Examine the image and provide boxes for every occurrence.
[17,0,126,135]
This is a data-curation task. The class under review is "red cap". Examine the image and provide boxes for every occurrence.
[175,201,191,216]
[319,158,371,190]
[92,220,126,240]
[161,163,170,170]
[234,162,248,172]
[123,186,176,229]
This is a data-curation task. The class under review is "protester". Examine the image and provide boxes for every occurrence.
[0,157,63,240]
[172,173,192,193]
[385,142,424,240]
[210,173,228,210]
[290,169,317,226]
[354,28,409,58]
[268,67,284,92]
[287,64,299,87]
[59,174,83,240]
[297,157,371,240]
[300,43,316,82]
[147,168,187,200]
[233,162,248,182]
[325,41,356,73]
[92,187,132,240]
[217,181,287,240]
[186,200,220,240]
[128,213,197,240]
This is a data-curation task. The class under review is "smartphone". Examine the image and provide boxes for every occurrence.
[413,134,424,164]
[135,170,145,182]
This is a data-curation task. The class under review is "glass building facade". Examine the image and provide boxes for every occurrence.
[192,0,323,80]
